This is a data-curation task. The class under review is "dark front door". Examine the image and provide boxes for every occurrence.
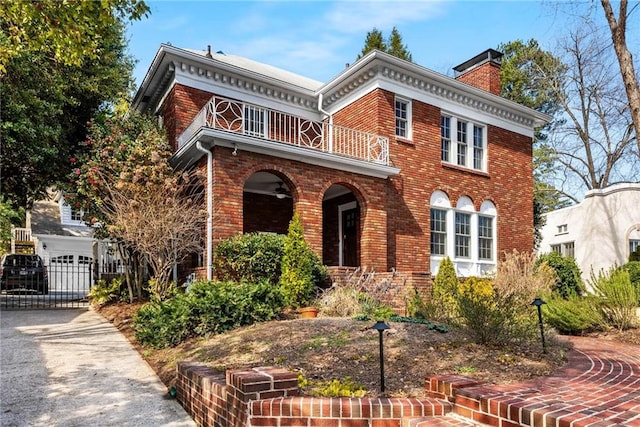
[342,208,359,267]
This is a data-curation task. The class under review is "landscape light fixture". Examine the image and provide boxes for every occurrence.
[371,320,390,393]
[531,297,547,354]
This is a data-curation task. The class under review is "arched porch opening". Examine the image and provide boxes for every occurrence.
[322,184,362,267]
[243,171,294,234]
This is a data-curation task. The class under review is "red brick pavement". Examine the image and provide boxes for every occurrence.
[424,336,640,426]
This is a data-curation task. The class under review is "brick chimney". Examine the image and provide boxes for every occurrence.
[453,49,503,96]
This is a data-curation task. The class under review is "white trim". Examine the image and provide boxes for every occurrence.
[338,201,357,267]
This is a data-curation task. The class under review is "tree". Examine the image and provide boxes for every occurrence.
[0,1,146,213]
[0,0,149,74]
[387,27,413,62]
[545,23,639,200]
[63,112,205,301]
[600,0,640,155]
[357,27,413,62]
[0,196,22,255]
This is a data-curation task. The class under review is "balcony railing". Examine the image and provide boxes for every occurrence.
[177,96,390,166]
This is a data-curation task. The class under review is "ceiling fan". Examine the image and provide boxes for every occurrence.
[274,182,291,199]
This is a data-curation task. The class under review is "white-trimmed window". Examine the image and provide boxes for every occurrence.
[551,242,574,258]
[244,105,267,137]
[441,116,451,162]
[430,192,497,274]
[70,208,82,222]
[556,224,568,235]
[395,97,411,139]
[629,239,640,255]
[430,208,447,255]
[441,114,487,172]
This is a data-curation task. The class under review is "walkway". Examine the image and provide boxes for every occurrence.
[0,309,195,427]
[424,336,640,426]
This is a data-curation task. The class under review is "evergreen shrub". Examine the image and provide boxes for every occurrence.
[621,261,640,304]
[535,252,584,298]
[430,257,459,323]
[590,267,638,330]
[280,213,315,308]
[214,232,285,284]
[543,293,603,335]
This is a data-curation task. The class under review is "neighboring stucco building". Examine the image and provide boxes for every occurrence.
[132,45,549,286]
[539,183,640,281]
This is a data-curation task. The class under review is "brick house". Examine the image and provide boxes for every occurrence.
[132,45,549,287]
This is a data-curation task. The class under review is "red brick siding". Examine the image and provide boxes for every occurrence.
[243,192,293,234]
[161,84,213,150]
[454,62,502,96]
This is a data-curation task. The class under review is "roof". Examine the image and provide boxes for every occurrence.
[30,197,93,238]
[185,48,323,91]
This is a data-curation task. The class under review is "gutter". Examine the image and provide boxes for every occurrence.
[317,93,333,152]
[196,141,213,281]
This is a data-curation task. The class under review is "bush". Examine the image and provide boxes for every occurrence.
[493,250,556,303]
[621,261,640,304]
[456,277,498,344]
[430,257,459,323]
[406,286,432,320]
[133,279,284,348]
[536,252,584,298]
[88,277,126,307]
[214,233,285,284]
[280,213,315,308]
[590,268,638,330]
[543,293,603,335]
[133,293,193,348]
[189,279,284,336]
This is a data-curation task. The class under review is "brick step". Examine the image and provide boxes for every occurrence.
[403,414,487,427]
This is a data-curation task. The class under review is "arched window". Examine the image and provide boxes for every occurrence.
[455,197,474,259]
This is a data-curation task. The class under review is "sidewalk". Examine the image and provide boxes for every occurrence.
[0,308,195,427]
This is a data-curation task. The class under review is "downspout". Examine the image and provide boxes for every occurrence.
[196,141,213,281]
[318,93,333,153]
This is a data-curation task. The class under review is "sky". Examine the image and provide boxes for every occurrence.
[125,0,575,89]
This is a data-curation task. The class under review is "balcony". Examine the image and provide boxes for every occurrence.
[11,227,36,254]
[177,96,390,166]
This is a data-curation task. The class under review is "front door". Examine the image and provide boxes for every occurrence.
[341,207,359,267]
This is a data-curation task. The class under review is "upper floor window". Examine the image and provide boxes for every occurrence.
[441,116,451,162]
[441,114,487,172]
[70,208,82,222]
[395,97,411,139]
[244,105,267,137]
[556,224,568,235]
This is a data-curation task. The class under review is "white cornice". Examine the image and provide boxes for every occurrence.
[319,51,550,130]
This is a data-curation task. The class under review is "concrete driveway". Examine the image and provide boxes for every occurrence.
[1,308,195,427]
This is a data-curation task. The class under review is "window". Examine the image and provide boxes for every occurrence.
[629,239,640,256]
[395,97,411,139]
[551,244,561,254]
[78,256,93,265]
[564,242,575,259]
[473,125,484,170]
[455,212,471,258]
[456,120,467,166]
[430,209,447,255]
[478,215,493,260]
[441,116,451,162]
[556,224,568,234]
[70,208,82,222]
[441,114,486,171]
[244,105,266,137]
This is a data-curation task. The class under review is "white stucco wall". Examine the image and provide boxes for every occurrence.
[539,183,640,283]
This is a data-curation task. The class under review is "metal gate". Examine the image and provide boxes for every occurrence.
[1,260,93,309]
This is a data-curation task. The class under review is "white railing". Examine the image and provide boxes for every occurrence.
[177,96,390,166]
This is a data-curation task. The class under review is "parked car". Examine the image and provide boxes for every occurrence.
[0,254,48,294]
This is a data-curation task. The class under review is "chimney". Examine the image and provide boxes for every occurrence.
[453,49,503,96]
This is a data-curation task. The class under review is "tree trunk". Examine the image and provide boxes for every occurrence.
[601,0,640,154]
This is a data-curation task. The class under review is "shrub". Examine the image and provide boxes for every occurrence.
[590,268,638,330]
[543,293,603,335]
[406,286,432,320]
[214,233,285,284]
[280,213,315,308]
[189,279,284,336]
[88,277,126,307]
[298,375,367,398]
[318,267,399,319]
[133,293,193,348]
[456,277,498,344]
[493,250,556,303]
[535,252,584,298]
[430,257,459,323]
[621,261,640,304]
[630,247,640,262]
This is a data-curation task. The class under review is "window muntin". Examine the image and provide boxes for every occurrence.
[441,115,486,172]
[430,208,447,256]
[395,97,411,139]
[441,116,451,162]
[455,212,471,258]
[478,215,493,260]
